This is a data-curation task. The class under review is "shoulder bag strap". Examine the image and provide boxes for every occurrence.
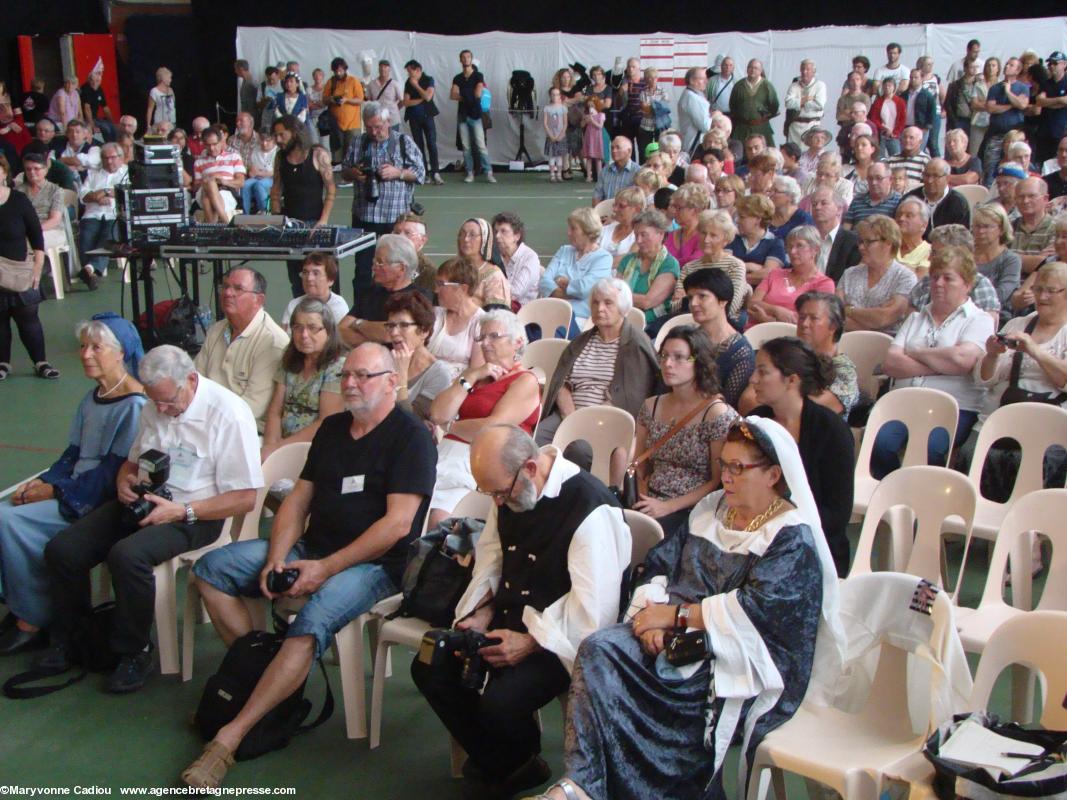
[630,398,714,472]
[3,667,88,699]
[1008,316,1040,388]
[373,79,394,101]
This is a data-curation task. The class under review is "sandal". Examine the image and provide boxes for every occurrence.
[181,740,235,789]
[522,779,582,800]
[34,362,60,380]
[0,363,9,381]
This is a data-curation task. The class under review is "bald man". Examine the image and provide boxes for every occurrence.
[412,424,630,799]
[592,136,638,204]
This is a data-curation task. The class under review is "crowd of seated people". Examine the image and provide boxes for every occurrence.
[1,42,1067,800]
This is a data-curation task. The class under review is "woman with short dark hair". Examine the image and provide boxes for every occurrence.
[492,212,540,309]
[386,290,452,423]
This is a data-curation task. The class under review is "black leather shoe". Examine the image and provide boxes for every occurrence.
[34,642,71,672]
[0,613,16,633]
[0,626,47,656]
[106,647,154,693]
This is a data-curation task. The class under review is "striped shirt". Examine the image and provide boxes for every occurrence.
[193,150,246,184]
[569,333,620,409]
[676,254,750,319]
[886,152,930,185]
[843,191,902,226]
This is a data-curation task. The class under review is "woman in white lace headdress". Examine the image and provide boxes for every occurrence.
[524,416,845,800]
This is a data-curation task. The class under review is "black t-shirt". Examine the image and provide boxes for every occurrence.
[950,156,982,178]
[20,92,48,125]
[404,75,437,122]
[0,190,44,261]
[347,282,431,322]
[300,408,437,582]
[1047,171,1067,202]
[452,70,485,122]
[80,84,107,119]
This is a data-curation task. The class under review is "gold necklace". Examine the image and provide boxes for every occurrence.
[725,496,786,532]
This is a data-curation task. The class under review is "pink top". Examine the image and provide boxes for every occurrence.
[666,228,702,268]
[753,268,835,319]
[48,88,81,126]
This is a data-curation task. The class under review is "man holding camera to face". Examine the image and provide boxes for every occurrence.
[182,343,436,788]
[411,424,630,800]
[341,101,426,300]
[41,345,262,694]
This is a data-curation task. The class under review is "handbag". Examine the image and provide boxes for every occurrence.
[617,399,715,509]
[0,255,36,293]
[999,317,1067,407]
[393,517,485,627]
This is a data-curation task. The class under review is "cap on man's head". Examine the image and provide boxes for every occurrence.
[644,142,660,158]
[379,59,391,67]
[997,164,1027,179]
[1048,51,1067,63]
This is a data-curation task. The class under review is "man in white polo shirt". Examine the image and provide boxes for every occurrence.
[76,142,128,289]
[193,125,245,223]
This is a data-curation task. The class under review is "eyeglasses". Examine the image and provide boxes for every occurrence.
[384,321,419,330]
[434,280,460,289]
[300,269,328,278]
[152,383,185,410]
[476,463,524,500]
[290,323,325,335]
[716,457,770,476]
[858,237,884,246]
[372,259,401,268]
[1032,286,1066,296]
[340,369,394,382]
[474,332,512,343]
[219,283,261,295]
[658,353,696,365]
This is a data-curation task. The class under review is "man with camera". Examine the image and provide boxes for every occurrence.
[322,57,364,165]
[41,345,262,694]
[341,101,425,300]
[181,343,436,788]
[411,424,631,800]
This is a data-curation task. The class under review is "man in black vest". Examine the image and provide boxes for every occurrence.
[412,424,631,800]
[270,115,337,297]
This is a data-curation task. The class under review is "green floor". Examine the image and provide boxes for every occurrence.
[0,173,1034,795]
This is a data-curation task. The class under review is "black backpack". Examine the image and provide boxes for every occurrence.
[193,619,333,761]
[3,602,119,698]
[392,517,484,627]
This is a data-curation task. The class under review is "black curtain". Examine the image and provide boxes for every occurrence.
[123,15,200,131]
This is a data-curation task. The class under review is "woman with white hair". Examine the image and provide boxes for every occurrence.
[800,152,854,212]
[748,226,835,326]
[0,315,145,654]
[426,309,541,527]
[971,203,1022,312]
[540,207,612,335]
[146,67,176,128]
[894,196,933,277]
[768,174,813,242]
[536,278,659,461]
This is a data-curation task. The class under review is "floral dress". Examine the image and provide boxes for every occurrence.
[274,355,344,437]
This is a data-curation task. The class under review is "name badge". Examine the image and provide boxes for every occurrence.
[341,475,365,494]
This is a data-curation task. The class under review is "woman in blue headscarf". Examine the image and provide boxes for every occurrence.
[0,314,146,654]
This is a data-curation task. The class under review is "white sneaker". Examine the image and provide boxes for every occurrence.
[464,173,475,183]
[433,173,445,185]
[486,172,497,184]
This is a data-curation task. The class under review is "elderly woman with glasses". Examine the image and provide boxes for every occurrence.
[427,309,541,527]
[801,152,854,212]
[458,218,511,309]
[598,186,643,268]
[666,183,710,266]
[384,290,452,423]
[873,245,995,479]
[529,416,844,800]
[672,209,750,324]
[540,207,613,335]
[628,326,737,537]
[280,252,350,331]
[838,214,918,335]
[428,257,486,379]
[618,209,680,325]
[713,173,745,220]
[894,196,933,277]
[971,203,1022,312]
[768,175,813,241]
[748,226,835,327]
[0,315,145,654]
[261,297,346,462]
[729,193,786,287]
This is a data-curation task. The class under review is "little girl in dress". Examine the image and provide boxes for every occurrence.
[581,96,605,183]
[543,87,568,183]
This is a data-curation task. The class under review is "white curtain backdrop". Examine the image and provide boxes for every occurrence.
[236,17,1067,167]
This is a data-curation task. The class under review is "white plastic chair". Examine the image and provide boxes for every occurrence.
[743,321,795,350]
[43,192,80,299]
[625,306,647,332]
[848,466,976,597]
[653,313,695,351]
[623,508,664,568]
[747,571,969,800]
[181,442,311,680]
[839,330,893,399]
[551,406,636,485]
[521,337,570,386]
[957,402,1067,542]
[954,184,989,214]
[517,297,573,341]
[369,491,494,752]
[593,198,615,224]
[853,387,960,519]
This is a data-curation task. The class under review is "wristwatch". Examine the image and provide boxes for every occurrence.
[184,503,198,525]
[675,604,691,630]
[458,377,474,394]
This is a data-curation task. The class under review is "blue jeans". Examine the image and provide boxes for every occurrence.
[193,539,397,658]
[869,409,978,480]
[241,177,272,214]
[0,499,71,628]
[78,216,114,275]
[459,117,491,175]
[880,137,901,158]
[927,115,942,157]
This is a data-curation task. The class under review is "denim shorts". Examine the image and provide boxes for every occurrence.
[193,539,397,658]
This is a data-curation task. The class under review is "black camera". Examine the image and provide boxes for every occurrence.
[266,567,300,594]
[360,156,380,202]
[121,449,173,526]
[331,95,344,105]
[417,628,501,690]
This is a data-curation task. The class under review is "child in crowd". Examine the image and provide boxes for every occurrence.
[581,96,605,183]
[890,165,911,195]
[543,87,568,183]
[242,131,277,214]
